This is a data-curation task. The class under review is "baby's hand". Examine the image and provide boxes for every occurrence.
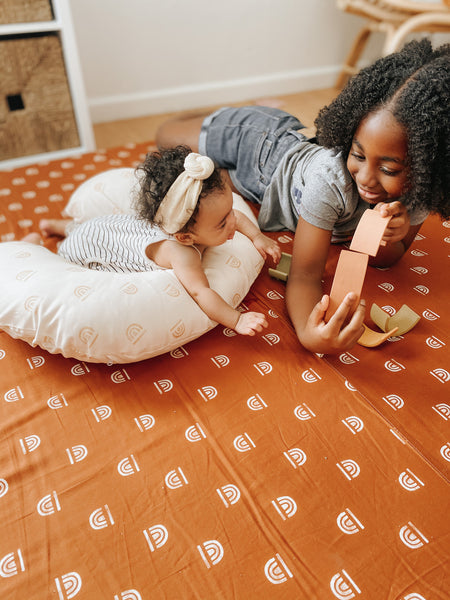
[253,233,281,264]
[234,311,268,336]
[374,201,410,244]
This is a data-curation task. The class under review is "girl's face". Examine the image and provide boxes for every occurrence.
[347,109,409,205]
[189,185,236,247]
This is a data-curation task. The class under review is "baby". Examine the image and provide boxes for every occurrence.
[30,146,281,336]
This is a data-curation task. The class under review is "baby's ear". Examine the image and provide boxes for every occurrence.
[174,232,195,245]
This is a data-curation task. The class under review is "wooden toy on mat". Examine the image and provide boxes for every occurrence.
[370,303,421,336]
[357,323,399,347]
[268,252,292,281]
[358,303,421,347]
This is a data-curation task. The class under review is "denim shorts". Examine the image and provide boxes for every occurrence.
[198,106,307,204]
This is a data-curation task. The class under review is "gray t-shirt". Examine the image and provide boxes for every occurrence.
[258,141,428,241]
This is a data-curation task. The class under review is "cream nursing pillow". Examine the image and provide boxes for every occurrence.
[0,169,264,364]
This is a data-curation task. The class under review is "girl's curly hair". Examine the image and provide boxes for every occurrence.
[134,145,225,232]
[315,39,450,218]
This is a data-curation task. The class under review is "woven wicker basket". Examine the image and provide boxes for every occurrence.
[0,0,53,24]
[0,33,80,160]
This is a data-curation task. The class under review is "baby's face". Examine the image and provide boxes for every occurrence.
[347,108,409,205]
[190,186,236,247]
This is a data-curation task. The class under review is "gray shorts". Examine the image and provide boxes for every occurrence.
[199,106,307,204]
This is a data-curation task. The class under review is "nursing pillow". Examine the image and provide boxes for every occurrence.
[0,169,264,364]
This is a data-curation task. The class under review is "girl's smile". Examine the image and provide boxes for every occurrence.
[347,108,409,205]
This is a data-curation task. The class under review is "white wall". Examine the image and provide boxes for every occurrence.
[68,0,381,123]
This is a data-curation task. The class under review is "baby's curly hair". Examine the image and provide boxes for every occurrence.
[134,145,225,232]
[315,39,450,219]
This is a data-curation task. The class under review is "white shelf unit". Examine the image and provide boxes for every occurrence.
[0,0,94,170]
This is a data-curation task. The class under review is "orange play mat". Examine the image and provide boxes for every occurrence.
[1,143,448,599]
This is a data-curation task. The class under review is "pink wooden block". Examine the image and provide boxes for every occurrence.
[357,324,399,347]
[326,249,368,321]
[349,209,392,256]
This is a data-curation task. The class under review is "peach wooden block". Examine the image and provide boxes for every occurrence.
[326,250,369,321]
[357,323,399,348]
[349,209,392,256]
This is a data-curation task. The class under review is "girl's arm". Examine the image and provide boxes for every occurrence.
[166,243,268,336]
[234,210,281,264]
[286,217,365,355]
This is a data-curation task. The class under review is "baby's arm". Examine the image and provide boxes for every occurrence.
[234,210,281,264]
[371,201,422,267]
[39,218,73,238]
[286,217,365,355]
[166,243,268,336]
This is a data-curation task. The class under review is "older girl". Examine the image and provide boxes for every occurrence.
[155,39,449,354]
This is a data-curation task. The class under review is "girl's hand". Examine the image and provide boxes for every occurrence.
[234,311,268,336]
[303,293,366,355]
[252,233,281,264]
[374,201,410,244]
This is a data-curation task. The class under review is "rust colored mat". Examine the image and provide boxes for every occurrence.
[1,144,449,599]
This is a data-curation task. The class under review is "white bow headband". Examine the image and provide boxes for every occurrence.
[155,152,215,234]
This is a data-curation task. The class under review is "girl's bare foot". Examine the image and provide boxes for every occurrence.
[39,218,72,237]
[21,232,43,245]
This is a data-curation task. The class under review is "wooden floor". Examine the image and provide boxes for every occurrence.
[92,88,340,149]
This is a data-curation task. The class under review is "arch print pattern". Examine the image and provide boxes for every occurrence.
[0,143,449,599]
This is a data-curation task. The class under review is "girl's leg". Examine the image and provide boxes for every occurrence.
[158,106,305,205]
[156,111,241,195]
[156,112,209,151]
[39,218,72,237]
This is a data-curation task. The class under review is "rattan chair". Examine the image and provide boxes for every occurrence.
[336,0,450,86]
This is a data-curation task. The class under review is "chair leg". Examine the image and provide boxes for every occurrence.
[383,12,450,55]
[336,23,373,88]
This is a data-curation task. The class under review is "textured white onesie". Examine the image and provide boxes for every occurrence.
[58,214,173,273]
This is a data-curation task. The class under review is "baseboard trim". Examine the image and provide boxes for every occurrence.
[89,65,339,124]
